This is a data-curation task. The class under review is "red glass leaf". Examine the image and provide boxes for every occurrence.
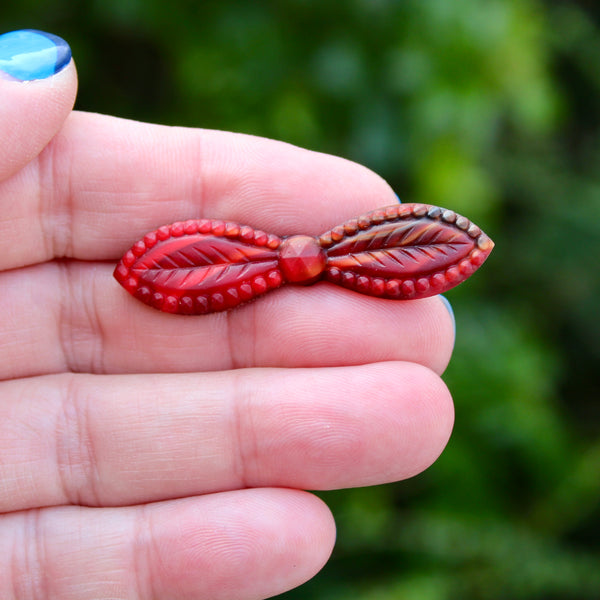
[114,205,494,314]
[114,220,283,314]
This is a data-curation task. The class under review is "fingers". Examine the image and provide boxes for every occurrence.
[2,489,335,600]
[0,110,397,270]
[0,30,77,182]
[0,262,455,379]
[0,362,453,512]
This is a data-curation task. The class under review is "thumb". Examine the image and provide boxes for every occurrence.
[0,29,77,181]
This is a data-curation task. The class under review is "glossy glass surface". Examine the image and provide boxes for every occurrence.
[114,204,494,314]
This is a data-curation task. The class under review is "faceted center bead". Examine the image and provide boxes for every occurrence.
[278,235,326,284]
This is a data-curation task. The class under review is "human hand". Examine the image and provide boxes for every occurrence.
[0,31,455,600]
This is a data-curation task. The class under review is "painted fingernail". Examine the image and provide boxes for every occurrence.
[439,295,456,336]
[0,29,71,81]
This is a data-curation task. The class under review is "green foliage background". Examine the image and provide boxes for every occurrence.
[3,1,599,598]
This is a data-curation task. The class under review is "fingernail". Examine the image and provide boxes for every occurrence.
[0,29,71,81]
[439,295,455,336]
[394,193,402,204]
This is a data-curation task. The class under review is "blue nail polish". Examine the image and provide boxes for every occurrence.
[0,29,71,81]
[439,295,455,336]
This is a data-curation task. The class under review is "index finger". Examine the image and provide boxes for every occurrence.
[0,111,398,270]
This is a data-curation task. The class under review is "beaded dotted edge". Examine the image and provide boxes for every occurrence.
[318,203,494,300]
[114,219,284,314]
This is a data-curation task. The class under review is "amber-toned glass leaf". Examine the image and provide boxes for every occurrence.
[320,204,493,300]
[325,220,473,278]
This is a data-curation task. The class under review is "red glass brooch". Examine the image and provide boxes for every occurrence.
[114,204,494,315]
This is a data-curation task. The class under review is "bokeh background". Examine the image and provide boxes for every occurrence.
[3,1,599,598]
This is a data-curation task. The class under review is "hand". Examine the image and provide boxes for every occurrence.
[0,31,455,600]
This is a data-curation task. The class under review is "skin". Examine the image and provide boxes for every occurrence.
[0,60,455,600]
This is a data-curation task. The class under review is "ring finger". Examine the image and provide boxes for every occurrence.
[0,361,453,513]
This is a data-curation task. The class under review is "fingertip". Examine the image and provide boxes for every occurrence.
[439,294,456,338]
[361,361,454,482]
[410,362,455,474]
[150,489,336,599]
[290,488,337,552]
[273,489,337,574]
[419,295,456,374]
[0,30,77,181]
[439,294,456,371]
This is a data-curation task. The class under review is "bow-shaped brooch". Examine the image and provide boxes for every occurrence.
[114,203,494,315]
